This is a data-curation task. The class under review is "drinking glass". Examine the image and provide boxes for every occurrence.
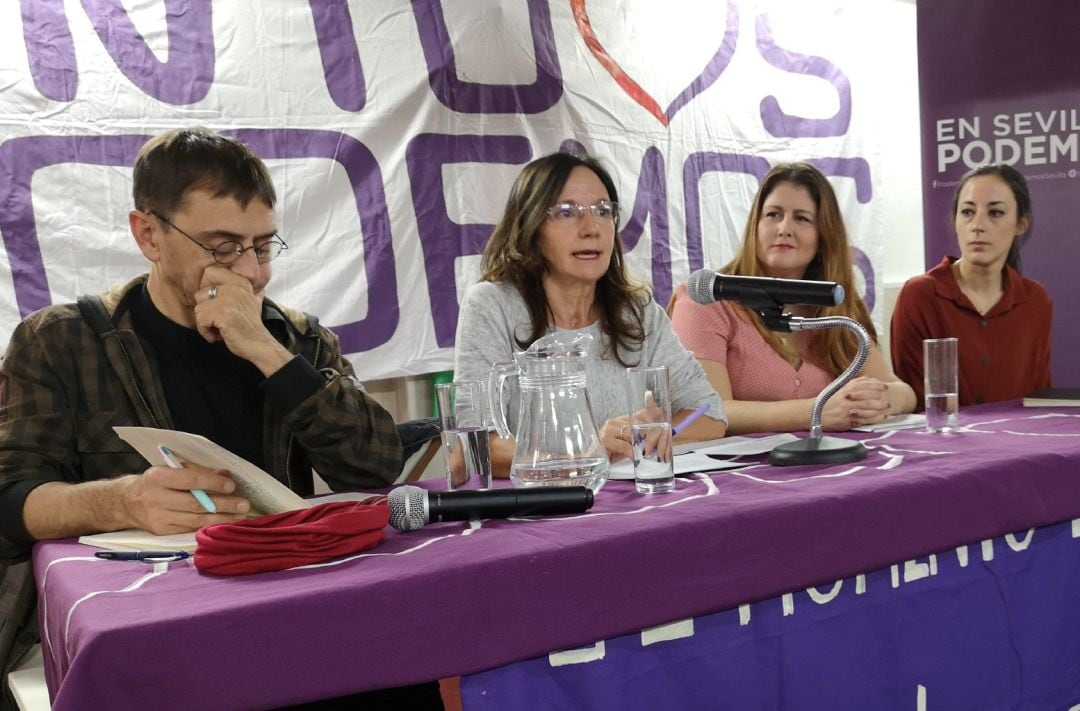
[923,338,959,433]
[625,366,674,493]
[436,380,493,489]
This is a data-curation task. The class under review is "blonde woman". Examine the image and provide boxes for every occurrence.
[670,162,915,434]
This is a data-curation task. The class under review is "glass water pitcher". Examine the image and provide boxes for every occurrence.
[489,331,609,492]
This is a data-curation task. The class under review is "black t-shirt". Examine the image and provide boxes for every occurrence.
[131,287,269,469]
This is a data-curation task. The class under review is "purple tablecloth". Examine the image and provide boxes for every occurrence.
[34,402,1080,710]
[462,517,1080,710]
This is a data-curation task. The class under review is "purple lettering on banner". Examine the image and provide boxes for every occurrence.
[808,157,872,204]
[81,0,215,104]
[411,0,562,113]
[850,247,876,313]
[310,0,366,112]
[0,130,397,351]
[682,152,771,272]
[621,148,673,305]
[226,130,398,352]
[405,133,532,347]
[808,157,875,311]
[19,0,78,101]
[0,134,149,317]
[559,139,588,155]
[664,1,739,123]
[755,13,851,137]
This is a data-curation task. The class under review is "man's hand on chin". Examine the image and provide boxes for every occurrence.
[194,266,292,376]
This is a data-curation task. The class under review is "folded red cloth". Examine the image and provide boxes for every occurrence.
[194,498,390,575]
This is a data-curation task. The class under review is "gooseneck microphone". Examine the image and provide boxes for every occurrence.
[684,268,868,467]
[686,269,844,308]
[387,485,594,531]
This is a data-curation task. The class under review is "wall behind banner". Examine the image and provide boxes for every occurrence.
[0,0,923,382]
[918,0,1079,383]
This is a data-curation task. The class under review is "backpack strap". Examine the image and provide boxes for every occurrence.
[76,294,116,338]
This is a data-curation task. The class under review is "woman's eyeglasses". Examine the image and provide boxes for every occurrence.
[546,200,619,224]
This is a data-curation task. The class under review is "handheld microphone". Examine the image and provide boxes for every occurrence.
[387,485,594,531]
[686,269,844,308]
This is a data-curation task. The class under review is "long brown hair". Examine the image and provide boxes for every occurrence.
[950,163,1033,273]
[480,153,649,366]
[722,162,876,376]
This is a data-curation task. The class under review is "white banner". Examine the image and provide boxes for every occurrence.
[0,0,906,380]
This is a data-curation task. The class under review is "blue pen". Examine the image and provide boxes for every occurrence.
[672,403,711,436]
[159,445,217,514]
[95,550,191,562]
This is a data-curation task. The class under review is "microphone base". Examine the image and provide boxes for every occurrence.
[769,436,867,467]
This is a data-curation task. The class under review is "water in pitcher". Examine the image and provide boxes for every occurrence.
[491,331,610,492]
[511,457,608,490]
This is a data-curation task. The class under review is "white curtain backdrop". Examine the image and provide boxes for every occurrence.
[0,0,921,380]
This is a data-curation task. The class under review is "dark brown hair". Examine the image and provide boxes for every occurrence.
[723,162,876,376]
[950,163,1033,273]
[133,127,276,217]
[480,152,649,365]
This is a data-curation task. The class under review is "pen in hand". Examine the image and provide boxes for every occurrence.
[158,445,217,514]
[672,403,710,437]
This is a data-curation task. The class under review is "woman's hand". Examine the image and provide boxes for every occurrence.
[821,377,893,431]
[599,416,633,462]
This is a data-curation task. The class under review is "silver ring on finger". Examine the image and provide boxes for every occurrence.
[208,285,218,300]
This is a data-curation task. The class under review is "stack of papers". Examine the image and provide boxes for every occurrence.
[852,413,927,432]
[79,428,376,552]
[609,434,797,480]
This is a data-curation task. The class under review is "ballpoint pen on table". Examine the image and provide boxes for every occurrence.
[158,445,217,513]
[95,551,191,562]
[672,403,711,437]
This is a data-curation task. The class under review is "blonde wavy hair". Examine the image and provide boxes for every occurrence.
[722,162,875,376]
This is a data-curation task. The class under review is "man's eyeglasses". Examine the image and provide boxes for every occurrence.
[546,200,619,225]
[148,211,288,265]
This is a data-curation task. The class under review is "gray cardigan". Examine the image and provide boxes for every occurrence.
[453,281,726,431]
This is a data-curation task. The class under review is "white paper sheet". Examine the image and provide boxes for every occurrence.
[608,452,752,480]
[853,414,927,432]
[690,433,801,457]
[114,426,310,515]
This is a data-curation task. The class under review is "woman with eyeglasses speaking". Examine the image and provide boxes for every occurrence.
[453,153,727,476]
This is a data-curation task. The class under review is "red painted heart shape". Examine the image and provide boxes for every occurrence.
[571,0,739,127]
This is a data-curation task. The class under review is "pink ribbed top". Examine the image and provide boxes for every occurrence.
[669,283,834,401]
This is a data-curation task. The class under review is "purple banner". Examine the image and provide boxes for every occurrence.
[0,2,892,377]
[463,517,1080,710]
[0,130,399,351]
[917,0,1080,383]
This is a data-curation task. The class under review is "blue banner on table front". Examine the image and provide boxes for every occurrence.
[463,518,1080,710]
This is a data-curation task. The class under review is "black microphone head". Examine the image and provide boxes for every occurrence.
[686,269,717,304]
[388,485,427,531]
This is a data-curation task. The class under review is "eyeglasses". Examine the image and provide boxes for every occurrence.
[546,200,619,224]
[148,211,288,265]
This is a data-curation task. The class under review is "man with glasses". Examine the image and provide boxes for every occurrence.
[0,128,417,707]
